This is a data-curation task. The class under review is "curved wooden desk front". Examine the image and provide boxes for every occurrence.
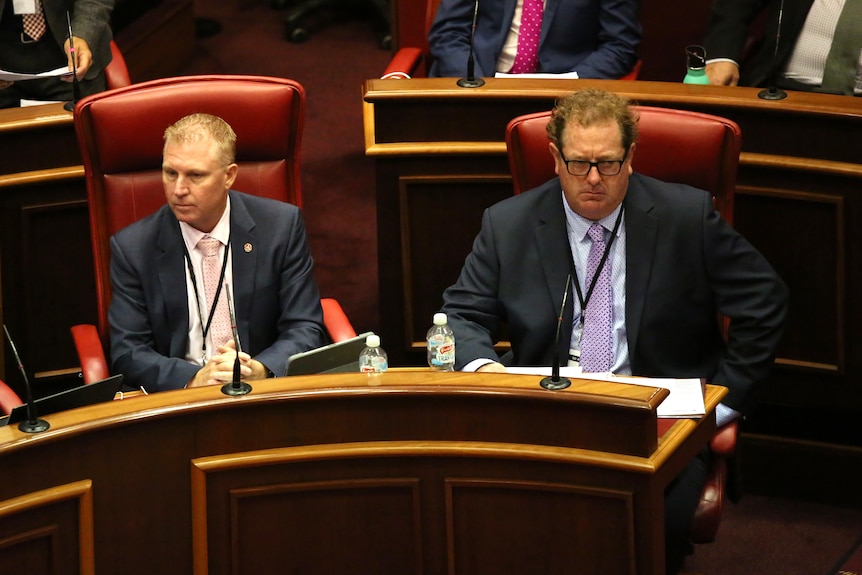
[0,371,724,575]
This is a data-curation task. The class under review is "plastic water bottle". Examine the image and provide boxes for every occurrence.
[359,334,388,374]
[426,313,455,371]
[683,45,711,85]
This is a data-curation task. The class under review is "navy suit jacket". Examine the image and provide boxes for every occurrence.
[704,0,815,88]
[441,174,787,413]
[427,0,640,79]
[108,191,327,392]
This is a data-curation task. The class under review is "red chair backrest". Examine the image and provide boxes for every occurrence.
[505,106,741,223]
[105,40,132,90]
[73,75,306,343]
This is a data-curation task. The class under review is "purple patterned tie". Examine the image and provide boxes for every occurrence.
[579,223,613,372]
[510,0,544,74]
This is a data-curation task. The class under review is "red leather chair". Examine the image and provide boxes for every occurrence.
[505,106,742,544]
[105,40,132,90]
[0,379,24,416]
[382,0,641,80]
[71,75,356,385]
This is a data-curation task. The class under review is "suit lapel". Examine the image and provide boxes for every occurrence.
[540,0,562,42]
[534,183,575,357]
[156,211,191,358]
[623,176,658,358]
[228,192,258,351]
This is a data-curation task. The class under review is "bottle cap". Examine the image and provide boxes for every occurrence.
[366,334,380,347]
[686,45,706,69]
[433,312,447,326]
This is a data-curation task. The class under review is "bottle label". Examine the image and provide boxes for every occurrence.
[360,357,388,373]
[429,337,455,367]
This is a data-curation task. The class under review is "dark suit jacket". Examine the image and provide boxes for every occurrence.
[441,174,787,413]
[108,191,327,392]
[704,0,814,88]
[0,0,114,80]
[427,0,640,79]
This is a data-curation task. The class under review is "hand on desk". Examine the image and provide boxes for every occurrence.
[705,61,740,86]
[188,340,269,388]
[477,362,507,373]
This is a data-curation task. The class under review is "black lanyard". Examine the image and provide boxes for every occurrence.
[567,207,624,326]
[182,234,231,359]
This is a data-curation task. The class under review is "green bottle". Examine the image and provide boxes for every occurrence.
[683,45,711,85]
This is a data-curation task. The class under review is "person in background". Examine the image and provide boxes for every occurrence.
[441,89,788,573]
[0,0,114,108]
[704,0,862,95]
[109,113,327,392]
[427,0,640,79]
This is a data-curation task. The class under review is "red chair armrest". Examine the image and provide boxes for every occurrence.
[0,379,23,416]
[321,298,357,342]
[70,324,111,385]
[619,59,642,81]
[710,420,738,456]
[381,47,423,79]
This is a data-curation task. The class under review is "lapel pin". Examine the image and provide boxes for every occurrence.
[244,243,253,253]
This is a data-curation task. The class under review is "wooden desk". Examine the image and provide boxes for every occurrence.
[0,371,724,575]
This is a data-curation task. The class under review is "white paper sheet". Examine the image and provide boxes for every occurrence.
[505,367,706,418]
[1,66,73,83]
[494,71,580,79]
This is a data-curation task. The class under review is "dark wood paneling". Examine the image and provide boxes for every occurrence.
[0,373,722,575]
[0,480,95,575]
[114,0,196,83]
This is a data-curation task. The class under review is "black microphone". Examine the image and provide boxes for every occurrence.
[457,0,485,88]
[540,274,572,391]
[221,283,251,396]
[758,0,787,100]
[3,324,50,433]
[63,11,81,112]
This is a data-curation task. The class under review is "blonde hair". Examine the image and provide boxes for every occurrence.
[163,113,237,166]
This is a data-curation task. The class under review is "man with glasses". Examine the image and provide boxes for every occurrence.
[440,89,787,574]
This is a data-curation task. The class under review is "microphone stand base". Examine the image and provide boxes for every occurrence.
[63,100,75,112]
[758,87,787,100]
[457,77,485,88]
[221,382,252,396]
[540,376,571,391]
[19,418,50,433]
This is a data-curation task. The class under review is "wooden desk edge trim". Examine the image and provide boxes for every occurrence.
[362,78,862,118]
[191,440,661,475]
[0,102,73,132]
[0,165,84,188]
[0,374,676,452]
[366,141,506,156]
[742,152,862,177]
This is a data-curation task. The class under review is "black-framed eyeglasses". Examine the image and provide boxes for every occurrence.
[560,150,628,176]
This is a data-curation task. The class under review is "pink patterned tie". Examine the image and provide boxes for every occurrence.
[579,223,613,372]
[197,235,233,351]
[510,0,544,74]
[22,0,46,41]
